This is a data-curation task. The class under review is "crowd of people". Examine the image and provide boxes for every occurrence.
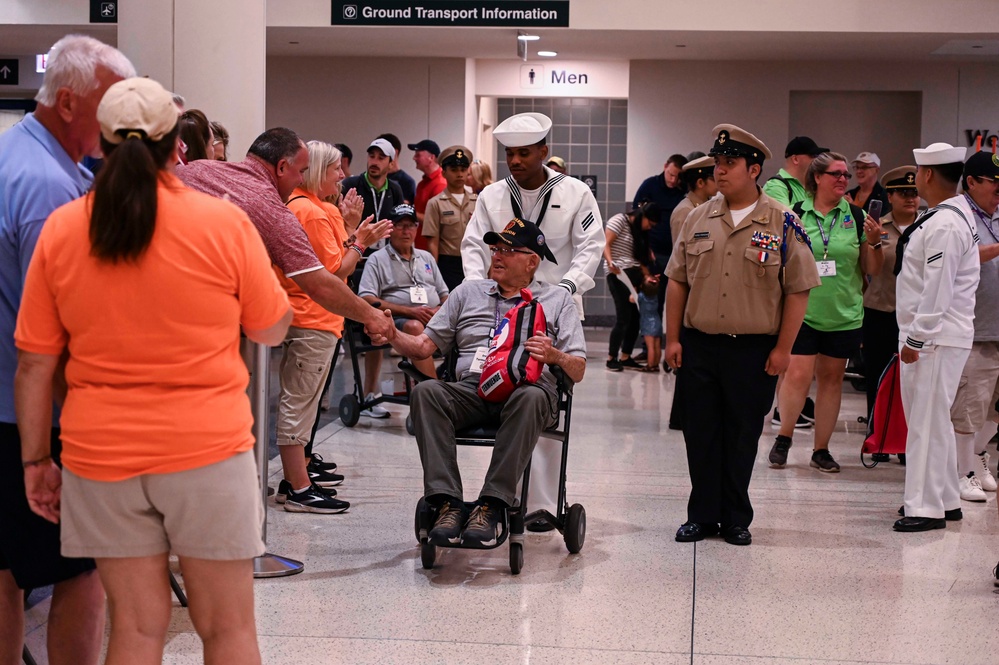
[3,31,999,664]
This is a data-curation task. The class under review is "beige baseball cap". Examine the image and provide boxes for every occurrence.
[97,77,178,145]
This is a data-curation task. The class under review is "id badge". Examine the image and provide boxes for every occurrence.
[410,285,429,304]
[817,260,837,277]
[469,346,489,373]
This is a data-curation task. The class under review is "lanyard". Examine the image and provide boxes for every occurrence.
[370,187,387,221]
[965,194,999,243]
[491,291,522,335]
[392,252,421,285]
[815,209,840,260]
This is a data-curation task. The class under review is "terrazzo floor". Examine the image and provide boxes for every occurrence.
[22,329,999,665]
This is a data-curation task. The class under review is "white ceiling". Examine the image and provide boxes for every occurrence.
[3,24,999,64]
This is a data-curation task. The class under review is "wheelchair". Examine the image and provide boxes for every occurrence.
[405,362,586,575]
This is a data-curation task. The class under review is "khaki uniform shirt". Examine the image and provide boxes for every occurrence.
[862,212,907,313]
[666,190,821,336]
[670,191,710,247]
[423,189,477,257]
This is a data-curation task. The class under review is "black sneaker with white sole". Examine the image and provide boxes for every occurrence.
[810,448,841,473]
[276,479,336,504]
[771,408,812,429]
[800,396,816,423]
[284,484,350,514]
[428,499,468,546]
[769,435,792,468]
[308,464,344,488]
[308,453,337,473]
[462,502,504,547]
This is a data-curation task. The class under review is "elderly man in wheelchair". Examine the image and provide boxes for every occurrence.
[370,219,586,548]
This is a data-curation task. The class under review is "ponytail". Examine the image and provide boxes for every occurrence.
[89,124,178,263]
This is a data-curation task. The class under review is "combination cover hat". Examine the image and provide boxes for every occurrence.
[407,139,441,156]
[963,150,999,181]
[682,155,715,177]
[913,142,967,166]
[493,113,552,148]
[483,218,558,264]
[439,145,472,168]
[853,152,881,167]
[881,165,919,189]
[368,138,396,161]
[708,124,772,165]
[97,77,178,144]
[784,136,828,158]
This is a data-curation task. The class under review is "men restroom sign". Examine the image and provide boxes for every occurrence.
[521,66,544,89]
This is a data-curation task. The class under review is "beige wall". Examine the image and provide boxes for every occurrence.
[266,56,466,180]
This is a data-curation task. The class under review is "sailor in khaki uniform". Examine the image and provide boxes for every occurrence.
[862,166,919,422]
[665,124,821,546]
[423,145,478,290]
[669,155,718,246]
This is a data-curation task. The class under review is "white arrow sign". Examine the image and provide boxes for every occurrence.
[0,66,10,79]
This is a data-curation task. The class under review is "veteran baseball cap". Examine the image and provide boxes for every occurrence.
[784,136,828,158]
[390,203,417,224]
[367,138,396,161]
[853,152,881,167]
[483,218,558,264]
[407,139,440,156]
[546,156,567,170]
[709,124,772,165]
[493,113,552,148]
[98,77,178,145]
[881,165,918,190]
[913,142,967,166]
[964,151,999,181]
[439,145,472,168]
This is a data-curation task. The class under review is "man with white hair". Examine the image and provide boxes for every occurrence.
[0,34,134,665]
[461,112,604,531]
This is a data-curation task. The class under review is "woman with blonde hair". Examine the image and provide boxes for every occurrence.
[274,140,390,511]
[467,160,493,194]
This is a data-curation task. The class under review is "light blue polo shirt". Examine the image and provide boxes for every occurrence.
[0,113,93,423]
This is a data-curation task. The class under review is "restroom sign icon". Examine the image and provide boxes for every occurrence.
[520,65,544,89]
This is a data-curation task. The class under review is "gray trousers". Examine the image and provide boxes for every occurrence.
[411,377,557,507]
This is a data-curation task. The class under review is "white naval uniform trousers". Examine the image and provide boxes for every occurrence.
[461,167,604,514]
[896,195,980,519]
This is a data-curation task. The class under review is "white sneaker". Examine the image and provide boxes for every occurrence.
[977,451,997,492]
[959,473,987,502]
[360,393,390,419]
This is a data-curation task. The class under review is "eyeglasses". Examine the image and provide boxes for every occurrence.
[490,246,534,256]
[973,176,999,187]
[822,171,852,180]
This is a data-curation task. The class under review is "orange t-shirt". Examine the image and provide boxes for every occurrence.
[15,174,290,481]
[279,189,348,336]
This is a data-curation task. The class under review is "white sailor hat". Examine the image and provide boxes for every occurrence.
[493,112,552,148]
[913,142,967,166]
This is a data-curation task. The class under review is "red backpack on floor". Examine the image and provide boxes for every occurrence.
[478,288,547,403]
[862,353,908,466]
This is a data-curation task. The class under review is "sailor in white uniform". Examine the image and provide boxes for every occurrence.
[461,113,604,529]
[894,142,981,532]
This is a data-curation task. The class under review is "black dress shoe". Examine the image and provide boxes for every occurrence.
[893,516,946,532]
[897,506,962,521]
[675,522,719,542]
[526,518,555,533]
[722,525,752,545]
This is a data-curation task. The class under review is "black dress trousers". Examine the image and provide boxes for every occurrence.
[680,327,778,529]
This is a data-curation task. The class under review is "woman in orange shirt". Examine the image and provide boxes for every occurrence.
[275,140,390,513]
[15,78,290,665]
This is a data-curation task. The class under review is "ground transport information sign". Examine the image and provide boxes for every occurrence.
[331,1,569,27]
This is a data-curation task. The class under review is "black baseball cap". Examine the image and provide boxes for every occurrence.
[390,203,417,224]
[784,136,828,158]
[964,150,999,181]
[483,218,558,264]
[407,139,440,156]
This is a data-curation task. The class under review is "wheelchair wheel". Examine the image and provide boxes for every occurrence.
[564,504,586,554]
[406,413,415,436]
[509,542,523,575]
[415,497,427,544]
[850,377,867,392]
[421,542,436,569]
[339,394,360,427]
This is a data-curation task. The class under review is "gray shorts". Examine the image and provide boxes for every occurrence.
[61,450,264,560]
[951,341,999,432]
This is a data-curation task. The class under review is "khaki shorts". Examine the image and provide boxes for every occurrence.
[276,326,338,446]
[61,450,264,560]
[951,341,999,432]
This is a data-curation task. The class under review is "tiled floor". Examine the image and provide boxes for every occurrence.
[23,330,999,665]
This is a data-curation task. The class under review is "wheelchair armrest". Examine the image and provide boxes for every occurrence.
[399,360,435,383]
[549,365,574,396]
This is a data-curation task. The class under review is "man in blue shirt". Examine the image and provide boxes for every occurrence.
[632,153,688,268]
[0,34,134,665]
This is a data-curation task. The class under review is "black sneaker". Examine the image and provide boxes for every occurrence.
[308,464,344,488]
[810,448,841,473]
[769,435,792,468]
[771,408,812,429]
[993,561,999,588]
[276,479,336,504]
[800,396,816,423]
[462,502,503,547]
[606,359,623,372]
[308,453,337,473]
[428,499,467,546]
[284,484,349,514]
[619,357,644,371]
